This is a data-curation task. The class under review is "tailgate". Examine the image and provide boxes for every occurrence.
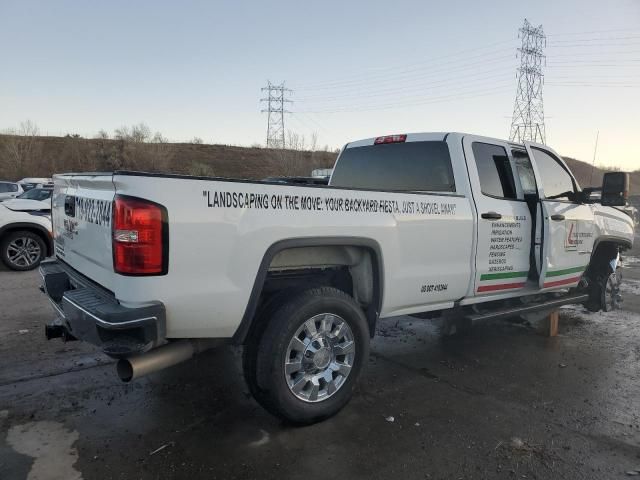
[52,174,116,291]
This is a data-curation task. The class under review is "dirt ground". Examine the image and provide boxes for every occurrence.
[1,239,640,480]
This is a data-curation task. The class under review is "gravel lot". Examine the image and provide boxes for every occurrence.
[1,238,639,479]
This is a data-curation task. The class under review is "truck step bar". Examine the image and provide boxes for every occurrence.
[466,293,590,323]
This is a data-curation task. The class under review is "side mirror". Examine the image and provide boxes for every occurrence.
[601,171,629,206]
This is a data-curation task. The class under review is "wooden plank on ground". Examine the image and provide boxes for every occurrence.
[548,310,559,337]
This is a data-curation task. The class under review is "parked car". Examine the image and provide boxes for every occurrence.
[0,201,52,271]
[40,132,634,423]
[0,181,23,202]
[2,187,53,212]
[17,177,53,192]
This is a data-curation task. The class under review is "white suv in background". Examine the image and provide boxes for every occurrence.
[0,199,52,271]
[0,181,23,202]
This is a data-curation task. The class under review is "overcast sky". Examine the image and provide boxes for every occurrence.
[1,0,638,172]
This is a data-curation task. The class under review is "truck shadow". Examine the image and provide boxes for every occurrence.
[38,311,626,479]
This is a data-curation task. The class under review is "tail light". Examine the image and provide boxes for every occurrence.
[374,134,407,145]
[112,195,168,275]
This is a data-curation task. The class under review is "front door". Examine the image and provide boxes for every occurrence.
[523,142,596,290]
[463,137,533,296]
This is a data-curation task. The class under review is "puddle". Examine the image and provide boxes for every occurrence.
[560,304,640,324]
[622,256,640,267]
[620,279,640,296]
[6,420,82,480]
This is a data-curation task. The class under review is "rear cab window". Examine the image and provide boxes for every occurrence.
[329,140,455,193]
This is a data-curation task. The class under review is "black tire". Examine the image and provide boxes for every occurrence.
[245,287,369,424]
[584,266,621,312]
[0,230,46,271]
[243,289,300,405]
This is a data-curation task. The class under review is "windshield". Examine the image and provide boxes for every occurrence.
[17,188,52,201]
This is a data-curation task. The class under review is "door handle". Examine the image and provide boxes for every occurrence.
[481,211,502,220]
[550,214,565,221]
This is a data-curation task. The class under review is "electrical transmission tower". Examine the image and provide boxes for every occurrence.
[260,81,292,149]
[509,19,546,144]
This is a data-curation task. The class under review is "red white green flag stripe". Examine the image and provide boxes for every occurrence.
[542,265,587,288]
[477,271,528,292]
[477,265,588,292]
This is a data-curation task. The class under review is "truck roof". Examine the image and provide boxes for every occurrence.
[345,132,526,149]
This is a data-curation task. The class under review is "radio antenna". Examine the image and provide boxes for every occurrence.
[589,130,599,185]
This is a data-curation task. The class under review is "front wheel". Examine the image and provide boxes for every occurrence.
[585,267,622,312]
[245,287,370,424]
[0,231,46,271]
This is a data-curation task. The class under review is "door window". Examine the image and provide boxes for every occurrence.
[531,148,576,200]
[512,150,538,195]
[472,142,517,199]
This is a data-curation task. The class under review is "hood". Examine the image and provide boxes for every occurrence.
[2,198,51,212]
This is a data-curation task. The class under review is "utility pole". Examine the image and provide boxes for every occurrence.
[260,81,292,149]
[509,19,546,144]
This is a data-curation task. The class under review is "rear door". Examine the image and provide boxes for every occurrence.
[52,174,116,290]
[463,136,533,296]
[523,142,596,290]
[330,134,474,315]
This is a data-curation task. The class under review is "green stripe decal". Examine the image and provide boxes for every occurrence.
[480,271,529,281]
[546,265,587,277]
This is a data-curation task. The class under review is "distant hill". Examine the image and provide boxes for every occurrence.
[563,157,639,194]
[0,134,336,181]
[0,134,637,194]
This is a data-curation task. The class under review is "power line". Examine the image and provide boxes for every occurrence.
[547,50,640,57]
[295,68,513,104]
[295,85,511,114]
[548,35,640,43]
[296,40,517,90]
[546,82,640,87]
[510,19,546,144]
[547,63,640,67]
[546,27,640,37]
[260,81,292,149]
[298,52,515,93]
[548,42,640,49]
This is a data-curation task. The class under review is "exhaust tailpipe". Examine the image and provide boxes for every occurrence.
[117,340,214,383]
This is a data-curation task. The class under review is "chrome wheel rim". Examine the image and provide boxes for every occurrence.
[284,313,355,403]
[7,237,41,267]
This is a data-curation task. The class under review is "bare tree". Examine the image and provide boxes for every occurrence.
[0,120,42,179]
[151,132,167,144]
[147,132,172,171]
[114,122,151,143]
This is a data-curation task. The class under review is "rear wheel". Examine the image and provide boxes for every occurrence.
[0,231,46,271]
[244,287,369,424]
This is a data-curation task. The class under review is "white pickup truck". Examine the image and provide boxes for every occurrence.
[40,132,634,423]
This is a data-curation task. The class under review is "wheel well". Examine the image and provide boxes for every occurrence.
[234,241,383,344]
[0,225,53,257]
[585,241,621,280]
